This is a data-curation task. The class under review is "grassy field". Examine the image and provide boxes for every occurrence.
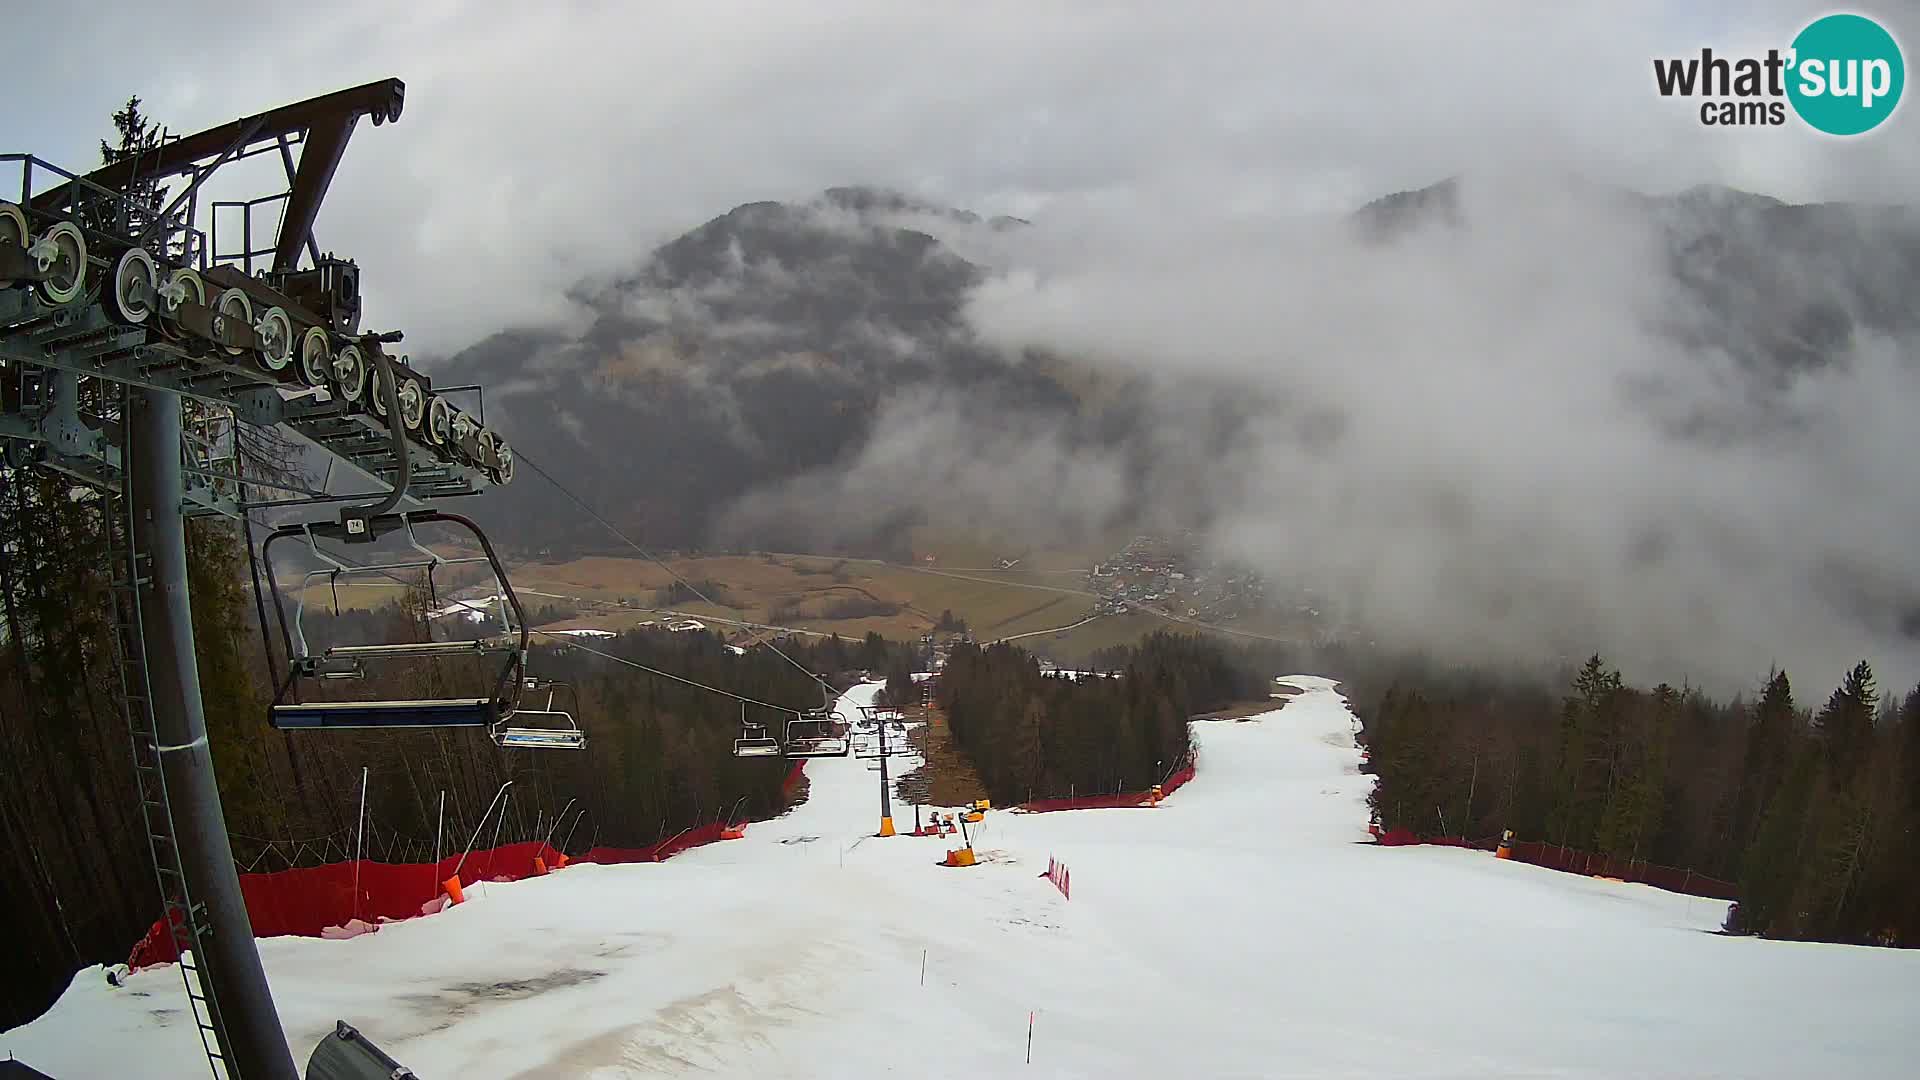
[280,542,1309,667]
[499,551,1104,645]
[1021,611,1172,666]
[901,525,1119,574]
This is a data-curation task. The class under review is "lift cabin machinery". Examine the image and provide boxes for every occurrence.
[1,79,527,1080]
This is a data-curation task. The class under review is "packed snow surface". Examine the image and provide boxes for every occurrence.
[6,677,1919,1077]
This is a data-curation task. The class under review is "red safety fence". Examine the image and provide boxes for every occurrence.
[130,763,811,970]
[1505,839,1739,901]
[1375,828,1482,849]
[1041,855,1071,899]
[1372,828,1738,901]
[1015,754,1198,814]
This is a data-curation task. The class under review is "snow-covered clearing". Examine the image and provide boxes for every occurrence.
[6,678,1918,1077]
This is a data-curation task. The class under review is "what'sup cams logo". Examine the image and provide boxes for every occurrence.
[1654,13,1904,134]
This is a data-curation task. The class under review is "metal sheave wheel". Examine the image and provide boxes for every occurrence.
[254,306,294,371]
[31,221,87,305]
[368,362,391,418]
[298,326,332,388]
[426,395,452,446]
[106,247,158,325]
[397,375,427,432]
[492,440,514,484]
[156,268,206,341]
[214,287,253,356]
[448,410,479,466]
[332,344,368,404]
[0,202,27,289]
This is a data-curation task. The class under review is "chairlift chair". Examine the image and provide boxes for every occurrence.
[734,723,781,757]
[782,710,850,758]
[733,702,782,758]
[261,510,528,733]
[495,678,586,750]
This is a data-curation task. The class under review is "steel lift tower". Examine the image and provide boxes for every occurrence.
[1,79,530,1078]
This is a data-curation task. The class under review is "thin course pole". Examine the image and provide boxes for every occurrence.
[431,790,446,900]
[352,766,369,921]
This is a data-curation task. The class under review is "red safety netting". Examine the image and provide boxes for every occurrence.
[128,763,811,970]
[1376,828,1484,848]
[580,822,728,866]
[1371,830,1738,901]
[1504,839,1740,901]
[1016,754,1198,813]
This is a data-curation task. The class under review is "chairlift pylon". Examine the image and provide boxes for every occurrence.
[261,509,527,732]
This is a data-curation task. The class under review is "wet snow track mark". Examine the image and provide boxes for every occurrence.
[508,942,841,1076]
[395,967,611,1036]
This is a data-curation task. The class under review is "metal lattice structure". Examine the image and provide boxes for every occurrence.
[0,79,525,1080]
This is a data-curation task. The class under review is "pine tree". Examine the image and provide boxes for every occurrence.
[1550,656,1619,850]
[1815,661,1876,785]
[1734,748,1819,936]
[97,96,170,242]
[1734,669,1797,851]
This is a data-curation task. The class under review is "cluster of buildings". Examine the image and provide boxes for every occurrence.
[918,629,976,671]
[1084,534,1272,623]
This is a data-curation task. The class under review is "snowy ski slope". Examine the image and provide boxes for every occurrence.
[5,677,1919,1077]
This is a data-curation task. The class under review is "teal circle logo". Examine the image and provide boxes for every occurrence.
[1787,14,1904,135]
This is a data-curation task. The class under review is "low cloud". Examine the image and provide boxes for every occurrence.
[944,178,1920,693]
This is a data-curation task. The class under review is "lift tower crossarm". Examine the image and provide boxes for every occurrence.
[31,78,405,269]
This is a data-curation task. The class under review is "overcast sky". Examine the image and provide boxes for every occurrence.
[10,3,1920,692]
[7,2,1915,354]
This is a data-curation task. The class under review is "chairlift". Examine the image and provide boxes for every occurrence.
[734,723,781,757]
[853,707,904,759]
[733,704,781,758]
[261,510,527,733]
[495,678,586,750]
[782,710,850,758]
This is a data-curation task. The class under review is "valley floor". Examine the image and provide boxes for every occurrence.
[5,680,1918,1077]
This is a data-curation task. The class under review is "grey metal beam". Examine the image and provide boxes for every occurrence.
[128,387,298,1079]
[30,80,404,211]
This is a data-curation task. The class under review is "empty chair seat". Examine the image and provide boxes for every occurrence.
[496,727,587,750]
[270,698,497,730]
[733,735,781,757]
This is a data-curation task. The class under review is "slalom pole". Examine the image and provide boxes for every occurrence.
[543,797,578,852]
[352,766,369,921]
[452,779,516,882]
[561,807,590,857]
[431,790,446,902]
[483,787,512,889]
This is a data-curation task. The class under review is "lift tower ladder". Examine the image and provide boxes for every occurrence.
[105,385,229,1079]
